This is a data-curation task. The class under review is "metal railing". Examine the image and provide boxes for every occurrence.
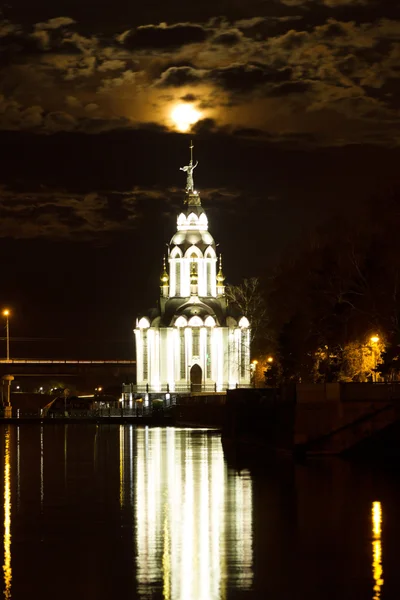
[124,383,253,394]
[0,405,168,419]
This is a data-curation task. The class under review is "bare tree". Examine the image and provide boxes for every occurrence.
[225,277,268,344]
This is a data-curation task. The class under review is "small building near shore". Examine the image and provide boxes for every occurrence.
[134,145,251,395]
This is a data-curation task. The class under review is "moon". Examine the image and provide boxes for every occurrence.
[171,104,202,132]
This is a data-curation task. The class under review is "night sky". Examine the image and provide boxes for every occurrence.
[0,0,399,359]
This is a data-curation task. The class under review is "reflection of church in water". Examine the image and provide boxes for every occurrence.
[134,144,251,394]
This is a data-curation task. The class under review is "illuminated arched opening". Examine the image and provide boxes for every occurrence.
[188,316,203,327]
[175,316,188,328]
[138,317,150,329]
[239,316,250,328]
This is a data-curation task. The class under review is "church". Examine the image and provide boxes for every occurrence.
[134,145,251,395]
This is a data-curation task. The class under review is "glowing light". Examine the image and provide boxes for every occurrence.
[40,426,44,510]
[134,429,253,599]
[138,317,150,329]
[119,426,125,508]
[267,356,274,363]
[188,316,203,327]
[204,316,216,327]
[238,316,250,328]
[2,309,10,317]
[372,501,384,600]
[370,335,380,344]
[3,427,12,599]
[171,104,201,132]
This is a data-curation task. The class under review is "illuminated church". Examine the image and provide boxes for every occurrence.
[134,145,251,394]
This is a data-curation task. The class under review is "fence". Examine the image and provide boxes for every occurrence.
[0,404,166,420]
[126,383,253,394]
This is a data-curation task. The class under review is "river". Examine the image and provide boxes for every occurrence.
[1,424,399,599]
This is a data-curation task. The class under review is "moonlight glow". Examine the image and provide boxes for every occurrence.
[171,104,201,132]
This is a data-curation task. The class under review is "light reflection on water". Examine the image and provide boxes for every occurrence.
[3,427,12,600]
[1,424,400,600]
[130,427,252,599]
[372,501,383,600]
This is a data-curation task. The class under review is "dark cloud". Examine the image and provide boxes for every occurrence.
[0,10,399,146]
[192,118,218,134]
[210,63,293,93]
[0,185,149,239]
[268,80,312,96]
[119,22,208,50]
[211,30,243,46]
[34,17,76,31]
[155,62,294,94]
[180,93,198,102]
[155,65,205,87]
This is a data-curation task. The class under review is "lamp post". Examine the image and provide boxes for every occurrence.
[370,335,379,382]
[251,360,258,387]
[2,309,10,362]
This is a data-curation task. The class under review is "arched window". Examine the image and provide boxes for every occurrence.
[175,260,181,296]
[184,245,202,258]
[175,316,187,327]
[142,330,148,380]
[192,328,200,356]
[188,316,203,327]
[240,329,248,379]
[177,213,186,229]
[206,330,212,379]
[207,261,212,295]
[187,212,198,227]
[180,329,186,379]
[239,316,250,328]
[199,213,208,229]
[138,317,150,329]
[204,316,216,327]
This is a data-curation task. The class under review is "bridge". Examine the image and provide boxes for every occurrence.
[0,359,136,394]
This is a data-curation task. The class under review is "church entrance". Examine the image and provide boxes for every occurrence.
[190,364,202,392]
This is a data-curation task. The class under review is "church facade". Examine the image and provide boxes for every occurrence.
[134,146,251,394]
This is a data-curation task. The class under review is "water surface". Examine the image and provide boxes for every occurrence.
[1,424,400,599]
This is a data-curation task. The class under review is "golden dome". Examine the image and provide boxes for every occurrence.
[217,255,225,283]
[160,257,169,284]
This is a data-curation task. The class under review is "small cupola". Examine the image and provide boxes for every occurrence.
[216,255,225,296]
[160,256,169,298]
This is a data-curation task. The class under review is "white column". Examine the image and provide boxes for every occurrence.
[200,327,207,385]
[182,259,190,297]
[211,258,217,297]
[235,328,241,386]
[169,258,176,296]
[198,260,206,296]
[173,328,179,384]
[185,328,192,385]
[166,329,175,391]
[134,329,142,384]
[228,330,234,388]
[215,328,223,391]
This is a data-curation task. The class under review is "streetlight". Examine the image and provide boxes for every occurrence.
[2,309,10,362]
[251,360,258,387]
[370,335,380,382]
[267,356,274,363]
